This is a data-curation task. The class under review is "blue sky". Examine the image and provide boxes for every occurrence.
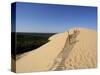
[15,2,97,33]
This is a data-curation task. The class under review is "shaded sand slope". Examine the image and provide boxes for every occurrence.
[65,28,97,69]
[49,29,80,70]
[16,32,68,72]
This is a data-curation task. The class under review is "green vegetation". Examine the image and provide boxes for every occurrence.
[12,32,56,58]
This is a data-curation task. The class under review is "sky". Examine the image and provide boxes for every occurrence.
[13,2,97,33]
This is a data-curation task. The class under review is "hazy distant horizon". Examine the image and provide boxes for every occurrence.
[12,2,97,33]
[15,26,97,33]
[15,31,58,33]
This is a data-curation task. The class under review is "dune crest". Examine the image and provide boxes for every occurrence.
[16,28,97,73]
[65,28,97,69]
[16,31,68,72]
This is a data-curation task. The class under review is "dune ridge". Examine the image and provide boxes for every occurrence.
[15,28,97,73]
[16,31,68,72]
[65,28,97,69]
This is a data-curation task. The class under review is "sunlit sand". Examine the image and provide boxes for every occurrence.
[15,28,97,73]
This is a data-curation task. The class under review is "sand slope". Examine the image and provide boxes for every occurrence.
[16,32,68,72]
[16,28,97,73]
[65,28,97,69]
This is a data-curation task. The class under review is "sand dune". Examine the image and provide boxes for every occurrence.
[65,28,97,69]
[15,28,97,73]
[16,31,68,72]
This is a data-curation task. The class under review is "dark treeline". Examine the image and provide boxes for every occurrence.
[11,32,56,59]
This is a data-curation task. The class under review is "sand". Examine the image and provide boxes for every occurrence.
[16,31,68,72]
[65,28,97,69]
[15,28,97,73]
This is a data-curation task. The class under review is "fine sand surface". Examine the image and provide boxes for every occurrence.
[15,28,97,73]
[64,28,97,69]
[16,31,68,72]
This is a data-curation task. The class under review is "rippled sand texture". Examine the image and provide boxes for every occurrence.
[15,28,97,73]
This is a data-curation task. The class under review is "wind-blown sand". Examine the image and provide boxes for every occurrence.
[15,28,97,73]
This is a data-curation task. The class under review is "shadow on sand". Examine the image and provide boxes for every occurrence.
[49,29,80,71]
